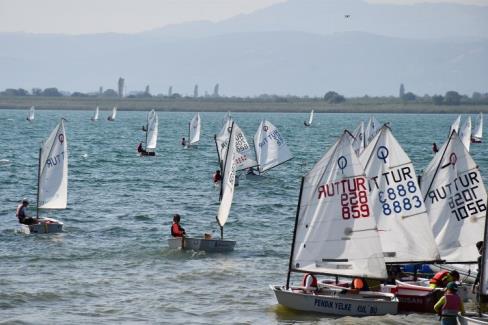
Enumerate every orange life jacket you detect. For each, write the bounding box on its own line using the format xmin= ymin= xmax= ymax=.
xmin=430 ymin=271 xmax=449 ymax=286
xmin=171 ymin=223 xmax=184 ymax=237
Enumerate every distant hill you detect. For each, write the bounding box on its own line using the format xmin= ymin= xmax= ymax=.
xmin=0 ymin=0 xmax=487 ymax=96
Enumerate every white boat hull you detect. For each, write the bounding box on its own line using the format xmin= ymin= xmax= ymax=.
xmin=19 ymin=218 xmax=64 ymax=234
xmin=271 ymin=285 xmax=398 ymax=316
xmin=167 ymin=237 xmax=236 ymax=252
xmin=458 ymin=313 xmax=488 ymax=325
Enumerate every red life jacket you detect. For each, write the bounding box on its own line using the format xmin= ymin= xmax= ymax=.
xmin=302 ymin=273 xmax=318 ymax=288
xmin=430 ymin=271 xmax=449 ymax=286
xmin=442 ymin=293 xmax=461 ymax=316
xmin=171 ymin=223 xmax=184 ymax=237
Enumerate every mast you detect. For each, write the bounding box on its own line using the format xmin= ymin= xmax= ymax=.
xmin=188 ymin=122 xmax=191 ymax=148
xmin=478 ymin=201 xmax=488 ymax=316
xmin=286 ymin=177 xmax=305 ymax=289
xmin=214 ymin=134 xmax=222 ymax=170
xmin=36 ymin=147 xmax=41 ymax=219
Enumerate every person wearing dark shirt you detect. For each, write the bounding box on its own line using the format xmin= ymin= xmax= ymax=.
xmin=213 ymin=170 xmax=222 ymax=183
xmin=16 ymin=199 xmax=37 ymax=225
xmin=473 ymin=241 xmax=483 ymax=294
xmin=432 ymin=143 xmax=439 ymax=153
xmin=171 ymin=214 xmax=186 ymax=237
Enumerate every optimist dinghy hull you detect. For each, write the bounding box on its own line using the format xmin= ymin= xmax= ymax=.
xmin=271 ymin=285 xmax=398 ymax=316
xmin=19 ymin=218 xmax=64 ymax=234
xmin=167 ymin=237 xmax=235 ymax=252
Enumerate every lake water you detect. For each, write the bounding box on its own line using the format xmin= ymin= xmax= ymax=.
xmin=0 ymin=109 xmax=486 ymax=324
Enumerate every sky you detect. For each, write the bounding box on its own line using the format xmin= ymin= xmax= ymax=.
xmin=0 ymin=0 xmax=487 ymax=34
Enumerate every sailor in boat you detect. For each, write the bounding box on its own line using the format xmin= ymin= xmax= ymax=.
xmin=246 ymin=167 xmax=257 ymax=175
xmin=171 ymin=214 xmax=186 ymax=237
xmin=472 ymin=241 xmax=483 ymax=294
xmin=16 ymin=198 xmax=38 ymax=225
xmin=434 ymin=282 xmax=465 ymax=325
xmin=181 ymin=137 xmax=186 ymax=147
xmin=142 ymin=125 xmax=147 ymax=132
xmin=429 ymin=270 xmax=460 ymax=289
xmin=350 ymin=277 xmax=381 ymax=293
xmin=137 ymin=142 xmax=147 ymax=155
xmin=212 ymin=170 xmax=222 ymax=184
xmin=432 ymin=142 xmax=439 ymax=153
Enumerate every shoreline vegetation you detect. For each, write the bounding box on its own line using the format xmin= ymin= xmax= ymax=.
xmin=1 ymin=96 xmax=487 ymax=113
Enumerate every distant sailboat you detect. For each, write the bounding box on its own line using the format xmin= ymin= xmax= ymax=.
xmin=26 ymin=106 xmax=35 ymax=121
xmin=168 ymin=122 xmax=237 ymax=252
xmin=449 ymin=115 xmax=461 ymax=136
xmin=107 ymin=107 xmax=117 ymax=121
xmin=252 ymin=120 xmax=293 ymax=175
xmin=459 ymin=115 xmax=472 ymax=151
xmin=271 ymin=130 xmax=398 ymax=316
xmin=304 ymin=110 xmax=314 ymax=127
xmin=365 ymin=116 xmax=381 ymax=145
xmin=139 ymin=109 xmax=158 ymax=156
xmin=91 ymin=107 xmax=99 ymax=121
xmin=471 ymin=112 xmax=483 ymax=143
xmin=187 ymin=113 xmax=201 ymax=148
xmin=20 ymin=119 xmax=67 ymax=234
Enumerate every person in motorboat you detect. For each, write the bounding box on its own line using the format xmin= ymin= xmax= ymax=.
xmin=213 ymin=170 xmax=222 ymax=184
xmin=434 ymin=282 xmax=465 ymax=325
xmin=429 ymin=270 xmax=460 ymax=289
xmin=137 ymin=142 xmax=146 ymax=154
xmin=16 ymin=198 xmax=38 ymax=225
xmin=473 ymin=241 xmax=483 ymax=294
xmin=301 ymin=273 xmax=318 ymax=294
xmin=171 ymin=214 xmax=186 ymax=237
xmin=432 ymin=142 xmax=439 ymax=153
xmin=181 ymin=137 xmax=186 ymax=147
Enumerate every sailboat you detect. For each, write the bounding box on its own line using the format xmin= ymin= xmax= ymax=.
xmin=91 ymin=107 xmax=99 ymax=121
xmin=450 ymin=115 xmax=461 ymax=136
xmin=460 ymin=116 xmax=472 ymax=152
xmin=107 ymin=106 xmax=117 ymax=121
xmin=271 ymin=130 xmax=398 ymax=316
xmin=20 ymin=119 xmax=67 ymax=234
xmin=304 ymin=110 xmax=314 ymax=127
xmin=214 ymin=118 xmax=257 ymax=172
xmin=394 ymin=130 xmax=487 ymax=312
xmin=168 ymin=122 xmax=237 ymax=252
xmin=358 ymin=125 xmax=443 ymax=313
xmin=252 ymin=120 xmax=293 ymax=176
xmin=26 ymin=106 xmax=35 ymax=121
xmin=352 ymin=121 xmax=366 ymax=156
xmin=365 ymin=116 xmax=381 ymax=145
xmin=139 ymin=109 xmax=158 ymax=156
xmin=186 ymin=112 xmax=201 ymax=148
xmin=472 ymin=113 xmax=483 ymax=143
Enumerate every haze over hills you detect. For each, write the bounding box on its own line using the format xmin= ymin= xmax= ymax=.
xmin=0 ymin=0 xmax=487 ymax=97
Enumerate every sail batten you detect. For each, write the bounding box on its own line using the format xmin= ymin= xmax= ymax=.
xmin=291 ymin=131 xmax=387 ymax=279
xmin=38 ymin=120 xmax=68 ymax=209
xmin=146 ymin=109 xmax=158 ymax=150
xmin=359 ymin=126 xmax=440 ymax=264
xmin=254 ymin=120 xmax=293 ymax=173
xmin=421 ymin=131 xmax=487 ymax=263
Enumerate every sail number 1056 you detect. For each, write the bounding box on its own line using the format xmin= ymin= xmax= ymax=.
xmin=341 ymin=191 xmax=370 ymax=219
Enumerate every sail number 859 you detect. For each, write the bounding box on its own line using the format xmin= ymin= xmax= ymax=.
xmin=341 ymin=191 xmax=370 ymax=219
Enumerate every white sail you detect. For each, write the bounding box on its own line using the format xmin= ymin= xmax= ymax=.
xmin=292 ymin=131 xmax=387 ymax=279
xmin=459 ymin=116 xmax=472 ymax=151
xmin=472 ymin=113 xmax=483 ymax=142
xmin=108 ymin=107 xmax=117 ymax=121
xmin=27 ymin=106 xmax=35 ymax=121
xmin=352 ymin=121 xmax=365 ymax=156
xmin=38 ymin=119 xmax=68 ymax=209
xmin=216 ymin=117 xmax=233 ymax=164
xmin=359 ymin=126 xmax=440 ymax=263
xmin=365 ymin=116 xmax=381 ymax=146
xmin=421 ymin=131 xmax=487 ymax=263
xmin=222 ymin=111 xmax=231 ymax=126
xmin=308 ymin=110 xmax=314 ymax=125
xmin=450 ymin=115 xmax=461 ymax=135
xmin=146 ymin=109 xmax=158 ymax=150
xmin=254 ymin=120 xmax=293 ymax=173
xmin=189 ymin=113 xmax=201 ymax=145
xmin=91 ymin=107 xmax=99 ymax=121
xmin=217 ymin=122 xmax=237 ymax=228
